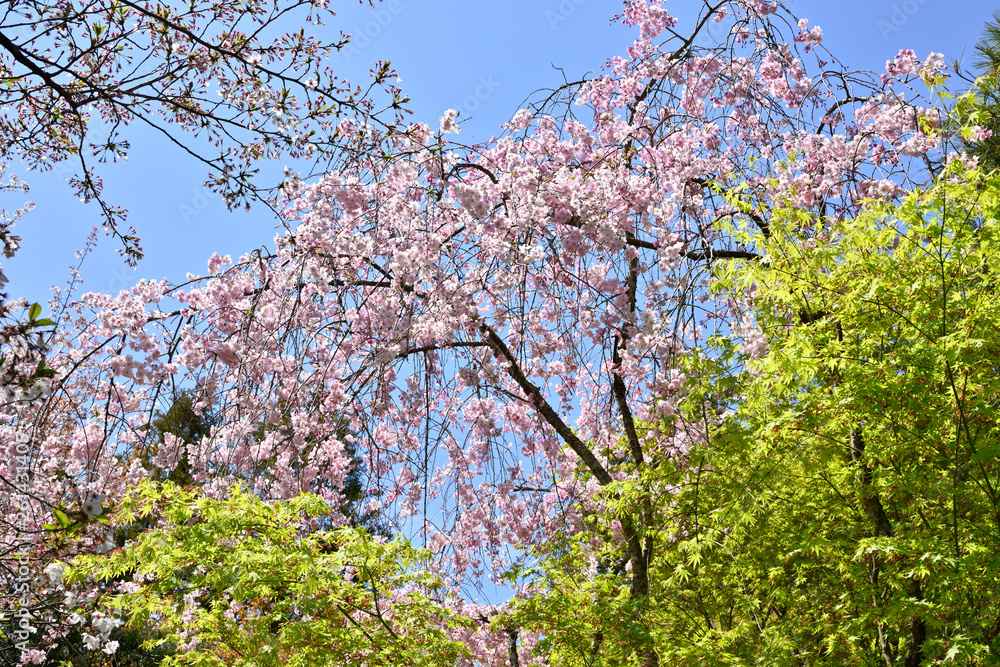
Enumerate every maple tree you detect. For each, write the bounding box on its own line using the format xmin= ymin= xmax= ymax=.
xmin=65 ymin=482 xmax=469 ymax=667
xmin=502 ymin=163 xmax=1000 ymax=665
xmin=708 ymin=164 xmax=1000 ymax=664
xmin=1 ymin=0 xmax=981 ymax=665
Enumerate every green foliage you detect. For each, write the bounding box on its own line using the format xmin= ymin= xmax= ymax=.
xmin=36 ymin=395 xmax=394 ymax=667
xmin=507 ymin=167 xmax=1000 ymax=665
xmin=64 ymin=481 xmax=470 ymax=667
xmin=693 ymin=166 xmax=1000 ymax=663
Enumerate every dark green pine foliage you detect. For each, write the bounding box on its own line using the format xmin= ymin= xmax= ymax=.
xmin=145 ymin=391 xmax=212 ymax=488
xmin=139 ymin=392 xmax=392 ymax=537
xmin=960 ymin=10 xmax=1000 ymax=172
xmin=334 ymin=434 xmax=394 ymax=540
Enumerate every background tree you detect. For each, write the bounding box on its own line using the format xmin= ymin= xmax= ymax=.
xmin=336 ymin=431 xmax=394 ymax=540
xmin=952 ymin=10 xmax=1000 ymax=172
xmin=140 ymin=391 xmax=212 ymax=488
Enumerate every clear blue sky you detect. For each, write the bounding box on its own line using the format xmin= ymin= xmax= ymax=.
xmin=4 ymin=0 xmax=997 ymax=304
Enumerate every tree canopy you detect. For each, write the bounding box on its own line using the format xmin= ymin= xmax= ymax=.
xmin=3 ymin=1 xmax=997 ymax=666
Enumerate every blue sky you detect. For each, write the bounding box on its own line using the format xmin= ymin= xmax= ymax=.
xmin=4 ymin=0 xmax=998 ymax=305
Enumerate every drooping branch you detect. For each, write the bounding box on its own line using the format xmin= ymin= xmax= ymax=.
xmin=478 ymin=322 xmax=613 ymax=486
xmin=681 ymin=249 xmax=760 ymax=261
xmin=560 ymin=216 xmax=760 ymax=260
xmin=614 ymin=235 xmax=645 ymax=468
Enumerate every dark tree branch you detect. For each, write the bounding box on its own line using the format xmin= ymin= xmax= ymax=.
xmin=851 ymin=427 xmax=926 ymax=667
xmin=0 ymin=31 xmax=80 ymax=111
xmin=479 ymin=322 xmax=613 ymax=486
xmin=506 ymin=626 xmax=519 ymax=667
xmin=681 ymin=249 xmax=760 ymax=261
